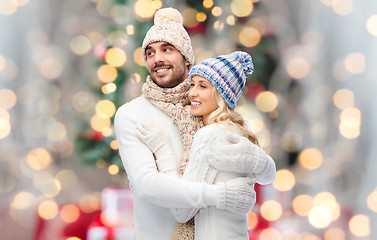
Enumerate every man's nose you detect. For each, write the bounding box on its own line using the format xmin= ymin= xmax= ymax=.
xmin=154 ymin=50 xmax=164 ymax=63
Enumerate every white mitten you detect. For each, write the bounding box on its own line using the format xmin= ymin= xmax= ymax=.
xmin=216 ymin=177 xmax=256 ymax=215
xmin=207 ymin=132 xmax=269 ymax=174
xmin=135 ymin=121 xmax=177 ymax=175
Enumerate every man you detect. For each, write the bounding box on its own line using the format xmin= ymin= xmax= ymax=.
xmin=114 ymin=8 xmax=256 ymax=239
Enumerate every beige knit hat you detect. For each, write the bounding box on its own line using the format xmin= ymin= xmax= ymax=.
xmin=141 ymin=8 xmax=194 ymax=66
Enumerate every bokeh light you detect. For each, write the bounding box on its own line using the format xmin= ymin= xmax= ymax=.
xmin=110 ymin=140 xmax=118 ymax=150
xmin=105 ymin=47 xmax=127 ymax=67
xmin=259 ymin=228 xmax=281 ymax=240
xmin=292 ymin=194 xmax=313 ymax=216
xmin=134 ymin=0 xmax=157 ymax=20
xmin=26 ymin=148 xmax=52 ymax=170
xmin=273 ymin=169 xmax=295 ymax=191
xmin=79 ymin=193 xmax=101 ymax=213
xmin=308 ymin=206 xmax=332 ymax=229
xmin=333 ymin=88 xmax=354 ymax=109
xmin=56 ymin=169 xmax=78 ymax=192
xmin=133 ymin=47 xmax=144 ymax=66
xmin=349 ymin=214 xmax=370 ymax=237
xmin=90 ymin=114 xmax=111 ymax=132
xmin=70 ymin=35 xmax=92 ymax=55
xmin=231 ymin=0 xmax=254 ymax=17
xmin=95 ymin=99 xmax=116 ymax=118
xmin=108 ymin=164 xmax=120 ymax=175
xmin=203 ymin=0 xmax=213 ymax=9
xmin=286 ymin=57 xmax=310 ymax=79
xmin=0 ymin=0 xmax=18 ymax=15
xmin=182 ymin=8 xmax=199 ymax=28
xmin=97 ymin=64 xmax=118 ymax=83
xmin=196 ymin=12 xmax=207 ymax=22
xmin=40 ymin=58 xmax=64 ymax=79
xmin=255 ymin=91 xmax=278 ymax=112
xmin=332 ymin=0 xmax=353 ymax=15
xmin=324 ymin=228 xmax=345 ymax=240
xmin=239 ymin=27 xmax=261 ymax=47
xmin=366 ymin=15 xmax=377 ymax=37
xmin=367 ymin=189 xmax=377 ymax=212
xmin=38 ymin=200 xmax=59 ymax=220
xmin=247 ymin=211 xmax=258 ymax=230
xmin=344 ymin=52 xmax=365 ymax=74
xmin=60 ymin=204 xmax=80 ymax=223
xmin=260 ymin=200 xmax=283 ymax=221
xmin=11 ymin=192 xmax=36 ymax=210
xmin=211 ymin=6 xmax=223 ymax=17
xmin=102 ymin=83 xmax=117 ymax=94
xmin=0 ymin=88 xmax=17 ymax=109
xmin=298 ymin=148 xmax=323 ymax=170
xmin=339 ymin=107 xmax=361 ymax=139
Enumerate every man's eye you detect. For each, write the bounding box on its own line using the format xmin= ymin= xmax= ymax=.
xmin=164 ymin=48 xmax=172 ymax=52
xmin=146 ymin=51 xmax=154 ymax=56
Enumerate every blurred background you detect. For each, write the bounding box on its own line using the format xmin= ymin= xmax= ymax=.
xmin=1 ymin=0 xmax=377 ymax=239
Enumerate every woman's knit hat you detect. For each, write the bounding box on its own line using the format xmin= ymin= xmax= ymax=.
xmin=188 ymin=51 xmax=254 ymax=109
xmin=141 ymin=8 xmax=194 ymax=66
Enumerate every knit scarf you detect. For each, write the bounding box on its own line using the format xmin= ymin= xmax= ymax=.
xmin=142 ymin=76 xmax=204 ymax=175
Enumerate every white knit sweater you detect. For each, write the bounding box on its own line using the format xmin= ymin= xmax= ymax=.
xmin=170 ymin=124 xmax=276 ymax=240
xmin=114 ymin=96 xmax=219 ymax=240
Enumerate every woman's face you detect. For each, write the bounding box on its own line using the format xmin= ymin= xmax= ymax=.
xmin=189 ymin=75 xmax=219 ymax=125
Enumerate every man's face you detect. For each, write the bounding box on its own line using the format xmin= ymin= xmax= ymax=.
xmin=145 ymin=42 xmax=190 ymax=88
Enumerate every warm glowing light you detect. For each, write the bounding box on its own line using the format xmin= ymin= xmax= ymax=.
xmin=101 ymin=127 xmax=112 ymax=137
xmin=97 ymin=64 xmax=118 ymax=83
xmin=102 ymin=83 xmax=117 ymax=94
xmin=72 ymin=91 xmax=95 ymax=113
xmin=196 ymin=12 xmax=207 ymax=22
xmin=48 ymin=122 xmax=67 ymax=141
xmin=0 ymin=108 xmax=10 ymax=121
xmin=239 ymin=27 xmax=261 ymax=47
xmin=0 ymin=118 xmax=11 ymax=139
xmin=0 ymin=55 xmax=5 ymax=71
xmin=108 ymin=164 xmax=120 ymax=175
xmin=70 ymin=35 xmax=91 ymax=55
xmin=60 ymin=204 xmax=80 ymax=223
xmin=324 ymin=228 xmax=345 ymax=240
xmin=292 ymin=194 xmax=313 ymax=216
xmin=320 ymin=0 xmax=332 ymax=6
xmin=286 ymin=57 xmax=310 ymax=79
xmin=259 ymin=228 xmax=282 ymax=240
xmin=105 ymin=47 xmax=127 ymax=67
xmin=367 ymin=190 xmax=377 ymax=212
xmin=182 ymin=8 xmax=199 ymax=28
xmin=134 ymin=0 xmax=156 ymax=20
xmin=332 ymin=0 xmax=353 ymax=15
xmin=126 ymin=25 xmax=134 ymax=35
xmin=308 ymin=206 xmax=332 ymax=229
xmin=40 ymin=58 xmax=64 ymax=79
xmin=133 ymin=47 xmax=144 ymax=66
xmin=226 ymin=15 xmax=236 ymax=25
xmin=333 ymin=88 xmax=354 ymax=109
xmin=339 ymin=107 xmax=361 ymax=139
xmin=110 ymin=140 xmax=118 ymax=150
xmin=313 ymin=192 xmax=336 ymax=206
xmin=260 ymin=200 xmax=282 ymax=221
xmin=95 ymin=99 xmax=116 ymax=118
xmin=27 ymin=148 xmax=52 ymax=170
xmin=255 ymin=91 xmax=278 ymax=112
xmin=0 ymin=0 xmax=18 ymax=15
xmin=90 ymin=114 xmax=111 ymax=132
xmin=96 ymin=0 xmax=112 ymax=17
xmin=366 ymin=15 xmax=377 ymax=37
xmin=38 ymin=200 xmax=59 ymax=220
xmin=203 ymin=0 xmax=213 ymax=8
xmin=96 ymin=159 xmax=106 ymax=169
xmin=11 ymin=192 xmax=35 ymax=210
xmin=273 ymin=169 xmax=295 ymax=191
xmin=213 ymin=20 xmax=224 ymax=30
xmin=298 ymin=148 xmax=323 ymax=170
xmin=247 ymin=211 xmax=258 ymax=229
xmin=349 ymin=214 xmax=370 ymax=237
xmin=231 ymin=0 xmax=254 ymax=17
xmin=17 ymin=0 xmax=30 ymax=6
xmin=0 ymin=88 xmax=17 ymax=109
xmin=344 ymin=52 xmax=365 ymax=74
xmin=211 ymin=6 xmax=222 ymax=17
xmin=67 ymin=237 xmax=81 ymax=240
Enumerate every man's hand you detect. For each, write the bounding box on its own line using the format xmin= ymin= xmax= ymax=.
xmin=216 ymin=177 xmax=256 ymax=215
xmin=135 ymin=121 xmax=174 ymax=159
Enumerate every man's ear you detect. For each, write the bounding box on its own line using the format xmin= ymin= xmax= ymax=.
xmin=186 ymin=61 xmax=191 ymax=70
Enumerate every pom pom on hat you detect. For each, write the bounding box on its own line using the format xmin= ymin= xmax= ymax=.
xmin=141 ymin=8 xmax=194 ymax=66
xmin=154 ymin=7 xmax=183 ymax=24
xmin=188 ymin=51 xmax=254 ymax=109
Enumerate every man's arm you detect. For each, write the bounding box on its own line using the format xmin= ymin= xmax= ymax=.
xmin=114 ymin=104 xmax=217 ymax=209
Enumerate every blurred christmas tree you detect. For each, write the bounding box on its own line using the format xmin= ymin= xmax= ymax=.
xmin=74 ymin=0 xmax=279 ymax=171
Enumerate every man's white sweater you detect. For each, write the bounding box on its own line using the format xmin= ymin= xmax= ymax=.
xmin=114 ymin=96 xmax=218 ymax=240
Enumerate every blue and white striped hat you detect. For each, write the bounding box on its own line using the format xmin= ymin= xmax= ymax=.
xmin=188 ymin=51 xmax=254 ymax=109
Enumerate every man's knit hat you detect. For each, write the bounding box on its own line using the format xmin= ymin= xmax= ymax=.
xmin=188 ymin=51 xmax=254 ymax=109
xmin=141 ymin=8 xmax=194 ymax=66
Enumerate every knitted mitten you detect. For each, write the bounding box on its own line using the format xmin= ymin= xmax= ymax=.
xmin=216 ymin=177 xmax=256 ymax=215
xmin=171 ymin=222 xmax=194 ymax=240
xmin=207 ymin=132 xmax=269 ymax=174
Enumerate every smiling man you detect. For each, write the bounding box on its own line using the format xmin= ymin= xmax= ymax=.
xmin=114 ymin=8 xmax=257 ymax=240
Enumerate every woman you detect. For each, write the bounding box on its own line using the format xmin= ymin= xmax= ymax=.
xmin=136 ymin=51 xmax=276 ymax=239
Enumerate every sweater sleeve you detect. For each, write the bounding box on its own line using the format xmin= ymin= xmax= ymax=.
xmin=114 ymin=103 xmax=217 ymax=209
xmin=169 ymin=127 xmax=219 ymax=223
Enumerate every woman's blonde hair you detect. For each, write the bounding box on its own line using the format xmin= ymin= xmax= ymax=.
xmin=207 ymin=88 xmax=259 ymax=145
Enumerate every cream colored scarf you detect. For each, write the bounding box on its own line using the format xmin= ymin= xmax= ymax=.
xmin=142 ymin=76 xmax=204 ymax=175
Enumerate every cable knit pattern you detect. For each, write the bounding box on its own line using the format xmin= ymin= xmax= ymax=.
xmin=142 ymin=76 xmax=204 ymax=175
